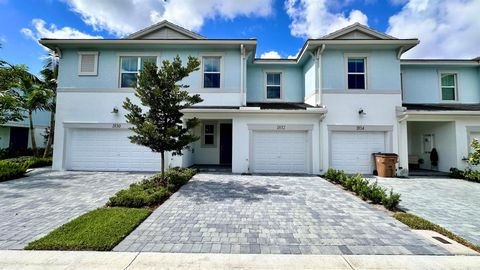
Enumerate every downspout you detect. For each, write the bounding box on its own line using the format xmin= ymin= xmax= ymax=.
xmin=316 ymin=44 xmax=326 ymax=106
xmin=240 ymin=44 xmax=246 ymax=106
xmin=318 ymin=113 xmax=327 ymax=173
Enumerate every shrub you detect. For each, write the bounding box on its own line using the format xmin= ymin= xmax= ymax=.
xmin=382 ymin=189 xmax=401 ymax=210
xmin=464 ymin=170 xmax=480 ymax=183
xmin=107 ymin=167 xmax=196 ymax=208
xmin=0 ymin=161 xmax=27 ymax=182
xmin=449 ymin=167 xmax=465 ymax=179
xmin=3 ymin=156 xmax=52 ymax=169
xmin=323 ymin=168 xmax=401 ymax=210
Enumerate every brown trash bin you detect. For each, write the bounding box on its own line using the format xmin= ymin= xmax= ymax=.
xmin=373 ymin=153 xmax=398 ymax=177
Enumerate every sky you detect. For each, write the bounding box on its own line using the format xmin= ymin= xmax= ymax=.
xmin=0 ymin=0 xmax=479 ymax=75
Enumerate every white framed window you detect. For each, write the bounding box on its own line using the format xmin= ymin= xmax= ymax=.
xmin=119 ymin=55 xmax=157 ymax=88
xmin=265 ymin=72 xmax=282 ymax=99
xmin=78 ymin=51 xmax=98 ymax=76
xmin=440 ymin=73 xmax=457 ymax=101
xmin=202 ymin=123 xmax=216 ymax=147
xmin=202 ymin=56 xmax=222 ymax=88
xmin=347 ymin=57 xmax=367 ymax=89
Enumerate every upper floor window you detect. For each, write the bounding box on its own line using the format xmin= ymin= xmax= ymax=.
xmin=78 ymin=52 xmax=98 ymax=76
xmin=440 ymin=73 xmax=457 ymax=101
xmin=266 ymin=72 xmax=282 ymax=99
xmin=202 ymin=56 xmax=221 ymax=88
xmin=347 ymin=58 xmax=366 ymax=89
xmin=120 ymin=56 xmax=157 ymax=88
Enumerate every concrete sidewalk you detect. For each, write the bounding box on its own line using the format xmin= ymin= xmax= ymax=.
xmin=0 ymin=251 xmax=479 ymax=270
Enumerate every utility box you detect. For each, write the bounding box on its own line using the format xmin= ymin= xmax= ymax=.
xmin=373 ymin=153 xmax=398 ymax=177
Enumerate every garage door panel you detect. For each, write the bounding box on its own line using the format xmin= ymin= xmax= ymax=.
xmin=68 ymin=129 xmax=160 ymax=171
xmin=331 ymin=131 xmax=386 ymax=174
xmin=252 ymin=131 xmax=308 ymax=173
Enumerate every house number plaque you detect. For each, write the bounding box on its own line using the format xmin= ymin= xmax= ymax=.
xmin=356 ymin=125 xmax=365 ymax=131
xmin=112 ymin=123 xmax=122 ymax=128
xmin=277 ymin=125 xmax=286 ymax=130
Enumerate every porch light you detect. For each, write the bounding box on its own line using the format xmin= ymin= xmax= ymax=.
xmin=358 ymin=108 xmax=366 ymax=116
xmin=111 ymin=106 xmax=119 ymax=114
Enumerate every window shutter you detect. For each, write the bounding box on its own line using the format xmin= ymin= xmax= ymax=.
xmin=78 ymin=52 xmax=98 ymax=75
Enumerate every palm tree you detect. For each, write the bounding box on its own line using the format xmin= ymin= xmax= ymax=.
xmin=0 ymin=44 xmax=24 ymax=124
xmin=40 ymin=52 xmax=58 ymax=157
xmin=15 ymin=66 xmax=51 ymax=157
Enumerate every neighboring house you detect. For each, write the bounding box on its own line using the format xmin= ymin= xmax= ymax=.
xmin=39 ymin=21 xmax=480 ymax=175
xmin=0 ymin=111 xmax=50 ymax=151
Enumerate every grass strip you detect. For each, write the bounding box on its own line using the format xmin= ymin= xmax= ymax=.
xmin=26 ymin=207 xmax=151 ymax=251
xmin=393 ymin=212 xmax=480 ymax=253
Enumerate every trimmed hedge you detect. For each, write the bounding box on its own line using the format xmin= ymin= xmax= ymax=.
xmin=0 ymin=161 xmax=28 ymax=182
xmin=324 ymin=168 xmax=401 ymax=210
xmin=449 ymin=168 xmax=480 ymax=183
xmin=4 ymin=156 xmax=52 ymax=169
xmin=107 ymin=167 xmax=197 ymax=208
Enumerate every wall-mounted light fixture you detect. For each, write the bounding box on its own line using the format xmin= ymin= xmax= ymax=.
xmin=358 ymin=108 xmax=366 ymax=116
xmin=111 ymin=106 xmax=119 ymax=114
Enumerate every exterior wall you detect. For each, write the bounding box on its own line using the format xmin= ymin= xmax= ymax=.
xmin=407 ymin=121 xmax=456 ymax=172
xmin=246 ymin=64 xmax=304 ymax=103
xmin=190 ymin=119 xmax=231 ymax=165
xmin=321 ymin=93 xmax=403 ymax=173
xmin=401 ymin=65 xmax=480 ymax=104
xmin=303 ymin=57 xmax=315 ymax=103
xmin=58 ymin=48 xmax=242 ymax=107
xmin=0 ymin=127 xmax=10 ymax=149
xmin=322 ymin=49 xmax=401 ymax=92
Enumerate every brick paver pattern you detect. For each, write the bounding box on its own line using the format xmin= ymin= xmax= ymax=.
xmin=373 ymin=176 xmax=480 ymax=246
xmin=114 ymin=173 xmax=449 ymax=255
xmin=0 ymin=168 xmax=150 ymax=249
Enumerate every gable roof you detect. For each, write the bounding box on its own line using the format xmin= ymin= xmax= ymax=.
xmin=320 ymin=22 xmax=398 ymax=40
xmin=126 ymin=20 xmax=206 ymax=40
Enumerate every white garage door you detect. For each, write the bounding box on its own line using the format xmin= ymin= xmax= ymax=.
xmin=252 ymin=130 xmax=308 ymax=173
xmin=331 ymin=131 xmax=386 ymax=174
xmin=68 ymin=129 xmax=161 ymax=171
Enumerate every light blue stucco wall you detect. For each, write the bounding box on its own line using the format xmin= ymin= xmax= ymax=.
xmin=401 ymin=65 xmax=480 ymax=103
xmin=303 ymin=57 xmax=315 ymax=99
xmin=58 ymin=48 xmax=241 ymax=90
xmin=322 ymin=49 xmax=401 ymax=91
xmin=246 ymin=64 xmax=304 ymax=102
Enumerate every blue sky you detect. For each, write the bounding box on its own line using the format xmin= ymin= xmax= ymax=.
xmin=1 ymin=0 xmax=479 ymax=75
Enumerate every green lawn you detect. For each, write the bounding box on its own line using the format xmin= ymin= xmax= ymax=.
xmin=394 ymin=212 xmax=480 ymax=253
xmin=26 ymin=207 xmax=151 ymax=251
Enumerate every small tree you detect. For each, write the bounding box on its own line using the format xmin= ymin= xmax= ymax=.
xmin=468 ymin=138 xmax=480 ymax=166
xmin=123 ymin=56 xmax=203 ymax=182
xmin=0 ymin=46 xmax=24 ymax=124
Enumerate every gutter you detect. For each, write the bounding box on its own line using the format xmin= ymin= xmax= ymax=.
xmin=182 ymin=107 xmax=327 ymax=114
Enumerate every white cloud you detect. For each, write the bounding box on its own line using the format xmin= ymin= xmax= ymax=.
xmin=62 ymin=0 xmax=274 ymax=37
xmin=285 ymin=0 xmax=368 ymax=39
xmin=21 ymin=19 xmax=102 ymax=41
xmin=260 ymin=51 xmax=282 ymax=59
xmin=387 ymin=0 xmax=480 ymax=58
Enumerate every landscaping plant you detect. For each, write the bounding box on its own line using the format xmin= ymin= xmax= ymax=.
xmin=323 ymin=168 xmax=401 ymax=210
xmin=0 ymin=161 xmax=27 ymax=182
xmin=123 ymin=56 xmax=203 ymax=183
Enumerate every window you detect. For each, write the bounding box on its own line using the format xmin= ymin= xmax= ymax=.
xmin=203 ymin=123 xmax=215 ymax=146
xmin=78 ymin=52 xmax=98 ymax=76
xmin=440 ymin=73 xmax=457 ymax=101
xmin=203 ymin=56 xmax=221 ymax=88
xmin=347 ymin=58 xmax=366 ymax=89
xmin=266 ymin=72 xmax=281 ymax=99
xmin=120 ymin=56 xmax=157 ymax=88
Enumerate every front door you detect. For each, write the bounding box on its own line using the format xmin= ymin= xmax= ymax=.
xmin=9 ymin=127 xmax=29 ymax=149
xmin=219 ymin=123 xmax=232 ymax=164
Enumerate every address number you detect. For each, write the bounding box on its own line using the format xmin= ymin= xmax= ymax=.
xmin=112 ymin=123 xmax=122 ymax=128
xmin=277 ymin=125 xmax=286 ymax=130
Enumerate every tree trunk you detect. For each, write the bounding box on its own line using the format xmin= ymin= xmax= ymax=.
xmin=28 ymin=110 xmax=38 ymax=157
xmin=43 ymin=111 xmax=55 ymax=158
xmin=160 ymin=151 xmax=165 ymax=184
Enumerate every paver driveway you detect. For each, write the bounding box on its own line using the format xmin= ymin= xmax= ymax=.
xmin=115 ymin=173 xmax=448 ymax=255
xmin=0 ymin=168 xmax=151 ymax=249
xmin=374 ymin=176 xmax=480 ymax=246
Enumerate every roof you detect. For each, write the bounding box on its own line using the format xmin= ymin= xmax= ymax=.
xmin=320 ymin=23 xmax=398 ymax=40
xmin=404 ymin=103 xmax=480 ymax=111
xmin=246 ymin=102 xmax=314 ymax=110
xmin=126 ymin=20 xmax=206 ymax=40
xmin=401 ymin=59 xmax=480 ymax=66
